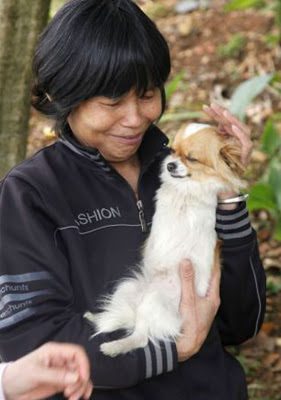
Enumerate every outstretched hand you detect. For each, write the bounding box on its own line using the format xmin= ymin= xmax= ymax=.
xmin=176 ymin=260 xmax=221 ymax=362
xmin=2 ymin=342 xmax=93 ymax=400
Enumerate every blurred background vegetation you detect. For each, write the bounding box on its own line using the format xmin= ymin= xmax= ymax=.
xmin=0 ymin=0 xmax=281 ymax=398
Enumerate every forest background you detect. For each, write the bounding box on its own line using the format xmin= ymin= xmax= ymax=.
xmin=0 ymin=0 xmax=281 ymax=398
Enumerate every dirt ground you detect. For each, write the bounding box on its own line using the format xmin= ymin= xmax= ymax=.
xmin=28 ymin=1 xmax=281 ymax=398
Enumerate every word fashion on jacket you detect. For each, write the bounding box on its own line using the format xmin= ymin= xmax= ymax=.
xmin=85 ymin=123 xmax=246 ymax=357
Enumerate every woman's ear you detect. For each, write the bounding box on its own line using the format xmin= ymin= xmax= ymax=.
xmin=220 ymin=139 xmax=246 ymax=176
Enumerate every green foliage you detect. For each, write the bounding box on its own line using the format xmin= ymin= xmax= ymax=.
xmin=235 ymin=354 xmax=261 ymax=377
xmin=50 ymin=0 xmax=66 ymax=18
xmin=262 ymin=120 xmax=280 ymax=157
xmin=276 ymin=0 xmax=281 ymax=44
xmin=263 ymin=33 xmax=280 ymax=47
xmin=145 ymin=3 xmax=170 ymax=18
xmin=247 ymin=120 xmax=281 ymax=240
xmin=165 ymin=71 xmax=185 ymax=101
xmin=224 ymin=0 xmax=264 ymax=11
xmin=217 ymin=34 xmax=246 ymax=58
xmin=224 ymin=0 xmax=281 ymax=45
xmin=160 ymin=111 xmax=204 ymax=123
xmin=229 ymin=74 xmax=273 ymax=121
xmin=266 ymin=276 xmax=281 ymax=295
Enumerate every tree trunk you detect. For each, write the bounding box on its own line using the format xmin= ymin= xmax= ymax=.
xmin=0 ymin=0 xmax=51 ymax=178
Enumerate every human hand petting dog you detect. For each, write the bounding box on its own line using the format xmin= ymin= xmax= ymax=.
xmin=176 ymin=260 xmax=221 ymax=362
xmin=203 ymin=103 xmax=253 ymax=210
xmin=2 ymin=342 xmax=93 ymax=400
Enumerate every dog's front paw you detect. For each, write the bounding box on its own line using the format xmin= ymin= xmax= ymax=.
xmin=100 ymin=341 xmax=122 ymax=357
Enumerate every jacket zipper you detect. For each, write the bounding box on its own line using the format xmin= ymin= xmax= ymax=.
xmin=136 ymin=199 xmax=147 ymax=233
xmin=111 ymin=171 xmax=148 ymax=234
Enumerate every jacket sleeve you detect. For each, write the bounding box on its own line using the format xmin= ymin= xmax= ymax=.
xmin=215 ymin=202 xmax=266 ymax=345
xmin=0 ymin=176 xmax=177 ymax=390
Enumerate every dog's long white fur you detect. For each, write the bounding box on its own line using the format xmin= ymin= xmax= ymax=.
xmin=86 ymin=125 xmax=242 ymax=357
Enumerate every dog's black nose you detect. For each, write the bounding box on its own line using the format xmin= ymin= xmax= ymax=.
xmin=167 ymin=162 xmax=177 ymax=172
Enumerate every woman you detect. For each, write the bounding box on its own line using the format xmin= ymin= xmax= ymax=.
xmin=0 ymin=0 xmax=265 ymax=399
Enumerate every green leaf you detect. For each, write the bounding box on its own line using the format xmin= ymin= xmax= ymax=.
xmin=224 ymin=0 xmax=264 ymax=11
xmin=261 ymin=120 xmax=281 ymax=156
xmin=160 ymin=111 xmax=204 ymax=123
xmin=247 ymin=183 xmax=277 ymax=211
xmin=274 ymin=214 xmax=281 ymax=241
xmin=165 ymin=71 xmax=185 ymax=101
xmin=217 ymin=34 xmax=245 ymax=58
xmin=268 ymin=162 xmax=281 ymax=209
xmin=229 ymin=74 xmax=274 ymax=120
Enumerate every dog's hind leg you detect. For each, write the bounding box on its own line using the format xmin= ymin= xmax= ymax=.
xmin=100 ymin=292 xmax=152 ymax=357
xmin=100 ymin=322 xmax=149 ymax=357
xmin=87 ymin=278 xmax=141 ymax=335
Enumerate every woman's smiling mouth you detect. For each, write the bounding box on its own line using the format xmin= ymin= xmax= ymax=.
xmin=110 ymin=133 xmax=143 ymax=145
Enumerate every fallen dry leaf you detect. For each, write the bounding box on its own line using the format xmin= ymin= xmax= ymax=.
xmin=263 ymin=353 xmax=280 ymax=368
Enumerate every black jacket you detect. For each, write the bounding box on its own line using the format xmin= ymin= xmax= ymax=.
xmin=0 ymin=125 xmax=266 ymax=399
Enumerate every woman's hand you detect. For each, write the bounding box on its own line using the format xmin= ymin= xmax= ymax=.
xmin=2 ymin=342 xmax=93 ymax=400
xmin=202 ymin=103 xmax=253 ymax=209
xmin=202 ymin=103 xmax=253 ymax=167
xmin=176 ymin=260 xmax=221 ymax=362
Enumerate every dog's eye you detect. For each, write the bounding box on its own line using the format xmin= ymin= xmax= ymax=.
xmin=186 ymin=155 xmax=198 ymax=162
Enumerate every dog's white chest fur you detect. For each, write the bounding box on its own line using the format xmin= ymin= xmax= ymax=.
xmin=143 ymin=184 xmax=217 ymax=292
xmin=86 ymin=174 xmax=219 ymax=357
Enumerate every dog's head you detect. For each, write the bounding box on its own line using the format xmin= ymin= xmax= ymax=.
xmin=161 ymin=123 xmax=245 ymax=194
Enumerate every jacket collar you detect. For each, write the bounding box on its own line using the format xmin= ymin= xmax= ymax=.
xmin=59 ymin=124 xmax=169 ymax=173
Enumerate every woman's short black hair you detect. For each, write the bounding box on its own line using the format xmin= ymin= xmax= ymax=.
xmin=32 ymin=0 xmax=171 ymax=135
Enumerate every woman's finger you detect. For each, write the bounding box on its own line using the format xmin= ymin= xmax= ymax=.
xmin=204 ymin=103 xmax=251 ymax=139
xmin=207 ymin=266 xmax=221 ymax=299
xmin=203 ymin=105 xmax=233 ymax=136
xmin=67 ymin=381 xmax=91 ymax=400
xmin=179 ymin=260 xmax=195 ymax=308
xmin=222 ymin=109 xmax=251 ymax=137
xmin=231 ymin=125 xmax=253 ymax=164
xmin=210 ymin=103 xmax=251 ymax=136
xmin=83 ymin=381 xmax=94 ymax=399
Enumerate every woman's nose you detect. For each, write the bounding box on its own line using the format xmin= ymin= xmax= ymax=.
xmin=121 ymin=101 xmax=143 ymax=128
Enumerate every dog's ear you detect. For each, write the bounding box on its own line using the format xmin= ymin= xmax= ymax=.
xmin=220 ymin=139 xmax=245 ymax=176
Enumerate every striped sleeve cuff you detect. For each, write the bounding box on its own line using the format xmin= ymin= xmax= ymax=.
xmin=141 ymin=340 xmax=178 ymax=380
xmin=216 ymin=202 xmax=253 ymax=242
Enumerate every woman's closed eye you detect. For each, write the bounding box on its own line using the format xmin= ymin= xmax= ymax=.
xmin=140 ymin=90 xmax=156 ymax=101
xmin=99 ymin=100 xmax=121 ymax=108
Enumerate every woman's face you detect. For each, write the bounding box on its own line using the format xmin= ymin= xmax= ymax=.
xmin=67 ymin=88 xmax=162 ymax=163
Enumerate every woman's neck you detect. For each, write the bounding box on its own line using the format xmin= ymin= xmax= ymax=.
xmin=110 ymin=155 xmax=141 ymax=195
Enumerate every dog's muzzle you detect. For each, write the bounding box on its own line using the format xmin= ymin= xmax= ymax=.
xmin=167 ymin=161 xmax=191 ymax=178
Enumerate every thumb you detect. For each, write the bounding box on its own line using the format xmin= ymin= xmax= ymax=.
xmin=179 ymin=259 xmax=195 ymax=307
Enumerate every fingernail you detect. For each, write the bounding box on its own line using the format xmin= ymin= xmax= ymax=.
xmin=65 ymin=372 xmax=79 ymax=384
xmin=181 ymin=259 xmax=191 ymax=268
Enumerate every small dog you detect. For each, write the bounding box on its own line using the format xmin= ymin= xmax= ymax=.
xmin=85 ymin=123 xmax=245 ymax=357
